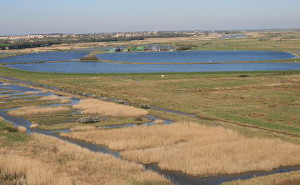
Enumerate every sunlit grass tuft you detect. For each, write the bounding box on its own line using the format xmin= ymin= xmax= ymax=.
xmin=8 ymin=106 xmax=70 ymax=116
xmin=0 ymin=155 xmax=72 ymax=185
xmin=17 ymin=126 xmax=27 ymax=133
xmin=1 ymin=82 xmax=11 ymax=86
xmin=40 ymin=95 xmax=71 ymax=103
xmin=24 ymin=91 xmax=43 ymax=95
xmin=73 ymin=98 xmax=148 ymax=117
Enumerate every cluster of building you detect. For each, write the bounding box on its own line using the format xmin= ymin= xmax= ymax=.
xmin=111 ymin=31 xmax=159 ymax=38
xmin=0 ymin=34 xmax=77 ymax=41
xmin=0 ymin=31 xmax=168 ymax=41
xmin=108 ymin=45 xmax=173 ymax=53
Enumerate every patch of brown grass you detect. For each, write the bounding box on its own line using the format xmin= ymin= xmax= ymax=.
xmin=8 ymin=106 xmax=70 ymax=116
xmin=2 ymin=134 xmax=171 ymax=185
xmin=0 ymin=95 xmax=9 ymax=98
xmin=222 ymin=170 xmax=300 ymax=185
xmin=40 ymin=95 xmax=71 ymax=103
xmin=71 ymin=125 xmax=97 ymax=132
xmin=24 ymin=91 xmax=42 ymax=95
xmin=30 ymin=123 xmax=39 ymax=129
xmin=17 ymin=126 xmax=27 ymax=133
xmin=62 ymin=123 xmax=241 ymax=151
xmin=276 ymin=178 xmax=300 ymax=185
xmin=73 ymin=98 xmax=148 ymax=117
xmin=1 ymin=82 xmax=10 ymax=86
xmin=154 ymin=119 xmax=164 ymax=124
xmin=0 ymin=155 xmax=72 ymax=185
xmin=62 ymin=122 xmax=300 ymax=177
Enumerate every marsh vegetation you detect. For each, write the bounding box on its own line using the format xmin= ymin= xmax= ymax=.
xmin=8 ymin=106 xmax=71 ymax=116
xmin=1 ymin=31 xmax=300 ymax=185
xmin=0 ymin=118 xmax=170 ymax=185
xmin=61 ymin=122 xmax=300 ymax=177
xmin=73 ymin=99 xmax=148 ymax=118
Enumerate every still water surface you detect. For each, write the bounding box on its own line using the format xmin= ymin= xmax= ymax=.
xmin=8 ymin=61 xmax=300 ymax=73
xmin=0 ymin=51 xmax=88 ymax=64
xmin=97 ymin=51 xmax=297 ymax=63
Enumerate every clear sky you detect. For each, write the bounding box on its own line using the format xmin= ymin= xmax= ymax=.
xmin=1 ymin=0 xmax=300 ymax=35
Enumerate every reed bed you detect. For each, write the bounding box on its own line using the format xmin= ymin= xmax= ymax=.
xmin=223 ymin=170 xmax=300 ymax=185
xmin=24 ymin=91 xmax=43 ymax=95
xmin=40 ymin=95 xmax=71 ymax=103
xmin=154 ymin=119 xmax=164 ymax=124
xmin=71 ymin=125 xmax=97 ymax=132
xmin=8 ymin=106 xmax=70 ymax=116
xmin=62 ymin=122 xmax=241 ymax=151
xmin=73 ymin=98 xmax=148 ymax=117
xmin=0 ymin=155 xmax=72 ymax=185
xmin=1 ymin=82 xmax=10 ymax=86
xmin=0 ymin=95 xmax=9 ymax=98
xmin=30 ymin=123 xmax=39 ymax=129
xmin=17 ymin=126 xmax=27 ymax=133
xmin=62 ymin=122 xmax=300 ymax=177
xmin=19 ymin=134 xmax=170 ymax=185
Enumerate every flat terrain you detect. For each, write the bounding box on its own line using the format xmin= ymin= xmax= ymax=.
xmin=0 ymin=118 xmax=171 ymax=185
xmin=2 ymin=67 xmax=300 ymax=136
xmin=0 ymin=83 xmax=152 ymax=131
xmin=61 ymin=122 xmax=300 ymax=177
xmin=1 ymin=31 xmax=300 ymax=185
xmin=223 ymin=170 xmax=300 ymax=185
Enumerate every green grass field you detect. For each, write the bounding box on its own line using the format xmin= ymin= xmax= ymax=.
xmin=1 ymin=66 xmax=300 ymax=136
xmin=0 ymin=119 xmax=29 ymax=147
xmin=177 ymin=35 xmax=300 ymax=54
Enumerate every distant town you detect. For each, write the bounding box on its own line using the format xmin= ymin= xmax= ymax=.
xmin=2 ymin=29 xmax=299 ymax=51
xmin=0 ymin=30 xmax=247 ymax=50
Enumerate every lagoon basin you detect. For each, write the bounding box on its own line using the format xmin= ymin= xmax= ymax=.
xmin=97 ymin=51 xmax=297 ymax=64
xmin=7 ymin=61 xmax=300 ymax=74
xmin=0 ymin=51 xmax=89 ymax=64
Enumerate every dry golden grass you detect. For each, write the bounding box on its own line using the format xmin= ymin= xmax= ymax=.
xmin=71 ymin=125 xmax=97 ymax=132
xmin=223 ymin=170 xmax=300 ymax=185
xmin=0 ymin=155 xmax=72 ymax=185
xmin=24 ymin=91 xmax=42 ymax=95
xmin=0 ymin=95 xmax=10 ymax=98
xmin=40 ymin=95 xmax=71 ymax=103
xmin=8 ymin=106 xmax=70 ymax=116
xmin=30 ymin=123 xmax=39 ymax=129
xmin=1 ymin=82 xmax=10 ymax=86
xmin=1 ymin=134 xmax=171 ymax=185
xmin=73 ymin=99 xmax=148 ymax=117
xmin=154 ymin=119 xmax=164 ymax=125
xmin=62 ymin=122 xmax=300 ymax=177
xmin=17 ymin=126 xmax=27 ymax=133
xmin=62 ymin=123 xmax=241 ymax=151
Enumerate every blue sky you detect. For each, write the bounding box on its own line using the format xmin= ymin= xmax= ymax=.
xmin=1 ymin=0 xmax=300 ymax=35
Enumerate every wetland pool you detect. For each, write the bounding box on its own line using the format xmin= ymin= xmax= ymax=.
xmin=7 ymin=61 xmax=300 ymax=73
xmin=97 ymin=51 xmax=297 ymax=64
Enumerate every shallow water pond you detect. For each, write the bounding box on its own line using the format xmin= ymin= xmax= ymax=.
xmin=0 ymin=51 xmax=88 ymax=64
xmin=7 ymin=61 xmax=300 ymax=73
xmin=97 ymin=51 xmax=297 ymax=63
